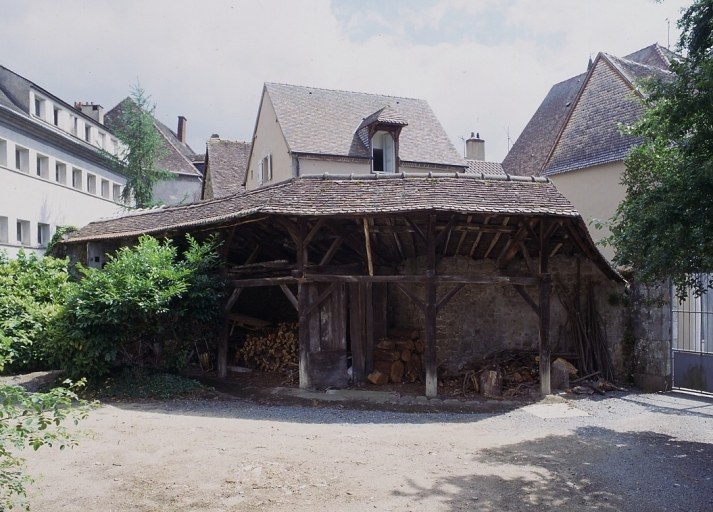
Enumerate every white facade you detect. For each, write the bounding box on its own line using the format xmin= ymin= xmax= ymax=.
xmin=0 ymin=73 xmax=128 ymax=258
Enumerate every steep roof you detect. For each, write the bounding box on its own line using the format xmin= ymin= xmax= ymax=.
xmin=204 ymin=138 xmax=251 ymax=199
xmin=105 ymin=98 xmax=202 ymax=178
xmin=503 ymin=44 xmax=676 ymax=177
xmin=264 ymin=83 xmax=466 ymax=168
xmin=465 ymin=159 xmax=505 ymax=176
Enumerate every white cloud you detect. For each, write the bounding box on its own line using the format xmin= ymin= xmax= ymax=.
xmin=1 ymin=0 xmax=693 ymax=161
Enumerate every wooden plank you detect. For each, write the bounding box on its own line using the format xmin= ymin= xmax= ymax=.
xmin=436 ymin=283 xmax=465 ymax=313
xmin=365 ymin=282 xmax=374 ymax=374
xmin=363 ymin=218 xmax=374 ymax=277
xmin=483 ymin=217 xmax=510 ymax=259
xmin=395 ymin=283 xmax=426 ymax=312
xmin=454 ymin=215 xmax=472 ymax=255
xmin=372 ymin=283 xmax=388 ymax=341
xmin=245 ymin=244 xmax=261 ymax=265
xmin=305 ymin=282 xmax=338 ymax=317
xmin=435 ymin=214 xmax=457 ymax=249
xmin=469 ymin=215 xmax=490 ymax=257
xmin=303 ymin=274 xmax=541 ymax=286
xmin=308 ymin=350 xmax=348 ymax=388
xmin=223 ymin=287 xmax=243 ymax=313
xmin=319 ymin=236 xmax=343 ymax=266
xmin=303 ymin=218 xmax=325 ymax=247
xmin=279 ymin=284 xmax=299 ymax=311
xmin=321 ymin=284 xmax=346 ymax=352
xmin=349 ymin=283 xmax=366 ymax=383
xmin=298 ymin=282 xmax=311 ymax=389
xmin=513 ymin=284 xmax=539 ymax=317
xmin=308 ymin=284 xmax=321 ymax=353
xmin=539 ymin=220 xmax=552 ymax=397
xmin=425 ymin=214 xmax=438 ymax=398
xmin=405 ymin=216 xmax=426 ymax=242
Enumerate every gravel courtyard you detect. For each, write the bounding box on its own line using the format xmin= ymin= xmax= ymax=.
xmin=21 ymin=390 xmax=713 ymax=511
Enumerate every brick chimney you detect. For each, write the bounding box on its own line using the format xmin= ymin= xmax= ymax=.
xmin=465 ymin=132 xmax=485 ymax=161
xmin=75 ymin=102 xmax=104 ymax=124
xmin=177 ymin=116 xmax=187 ymax=144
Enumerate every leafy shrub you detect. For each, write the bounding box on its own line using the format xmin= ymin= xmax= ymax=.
xmin=89 ymin=367 xmax=212 ymax=400
xmin=0 ymin=252 xmax=72 ymax=373
xmin=48 ymin=235 xmax=224 ymax=380
xmin=1 ymin=380 xmax=94 ymax=511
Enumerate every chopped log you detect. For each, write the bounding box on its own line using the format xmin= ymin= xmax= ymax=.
xmin=390 ymin=360 xmax=405 ymax=383
xmin=400 ymin=349 xmax=412 ymax=362
xmin=367 ymin=370 xmax=389 ymax=385
xmin=551 ymin=360 xmax=570 ymax=390
xmin=374 ymin=348 xmax=401 ymax=362
xmin=479 ymin=370 xmax=502 ymax=397
xmin=394 ymin=340 xmax=415 ymax=351
xmin=374 ymin=360 xmax=393 ymax=375
xmin=405 ymin=353 xmax=422 ymax=382
xmin=553 ymin=357 xmax=578 ymax=376
xmin=414 ymin=340 xmax=425 ymax=354
xmin=376 ymin=339 xmax=397 ymax=350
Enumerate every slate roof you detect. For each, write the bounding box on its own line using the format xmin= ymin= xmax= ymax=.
xmin=503 ymin=44 xmax=676 ymax=177
xmin=105 ymin=98 xmax=202 ymax=178
xmin=65 ymin=173 xmax=577 ymax=243
xmin=204 ymin=138 xmax=251 ymax=198
xmin=465 ymin=160 xmax=505 ymax=176
xmin=264 ymin=83 xmax=466 ymax=168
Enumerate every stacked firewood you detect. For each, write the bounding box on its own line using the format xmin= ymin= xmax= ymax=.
xmin=237 ymin=322 xmax=298 ymax=372
xmin=367 ymin=334 xmax=425 ymax=385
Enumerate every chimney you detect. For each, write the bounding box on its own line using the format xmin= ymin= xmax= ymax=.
xmin=75 ymin=102 xmax=104 ymax=124
xmin=177 ymin=116 xmax=187 ymax=144
xmin=465 ymin=132 xmax=485 ymax=161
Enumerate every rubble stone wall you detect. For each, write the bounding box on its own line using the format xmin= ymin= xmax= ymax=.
xmin=387 ymin=255 xmax=627 ymax=379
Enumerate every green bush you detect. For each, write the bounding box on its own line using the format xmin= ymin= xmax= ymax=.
xmin=49 ymin=235 xmax=224 ymax=380
xmin=0 ymin=252 xmax=72 ymax=373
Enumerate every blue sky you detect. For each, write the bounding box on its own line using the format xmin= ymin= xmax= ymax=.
xmin=2 ymin=0 xmax=692 ymax=162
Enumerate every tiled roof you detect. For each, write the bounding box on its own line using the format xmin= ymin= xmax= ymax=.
xmin=504 ymin=44 xmax=678 ymax=178
xmin=543 ymin=56 xmax=645 ymax=176
xmin=264 ymin=83 xmax=466 ymax=168
xmin=465 ymin=160 xmax=505 ymax=175
xmin=65 ymin=173 xmax=578 ymax=243
xmin=105 ymin=98 xmax=202 ymax=178
xmin=502 ymin=73 xmax=585 ymax=176
xmin=205 ymin=138 xmax=251 ymax=199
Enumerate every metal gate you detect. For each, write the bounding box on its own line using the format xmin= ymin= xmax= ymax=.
xmin=672 ymin=275 xmax=713 ymax=393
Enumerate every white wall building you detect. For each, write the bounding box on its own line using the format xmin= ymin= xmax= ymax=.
xmin=0 ymin=65 xmax=128 ymax=258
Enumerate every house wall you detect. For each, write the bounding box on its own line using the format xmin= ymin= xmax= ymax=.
xmin=246 ymin=92 xmax=291 ymax=191
xmin=153 ymin=174 xmax=202 ymax=205
xmin=549 ymin=161 xmax=626 ymax=262
xmin=0 ymin=124 xmax=127 ymax=258
xmin=296 ymin=157 xmax=370 ymax=175
xmin=388 ymin=255 xmax=627 ymax=380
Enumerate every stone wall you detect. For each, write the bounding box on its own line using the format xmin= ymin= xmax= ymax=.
xmin=387 ymin=255 xmax=627 ymax=380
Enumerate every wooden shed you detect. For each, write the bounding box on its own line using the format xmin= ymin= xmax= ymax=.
xmin=60 ymin=173 xmax=622 ymax=397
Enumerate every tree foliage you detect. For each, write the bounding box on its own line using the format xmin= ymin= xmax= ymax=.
xmin=0 ymin=252 xmax=72 ymax=373
xmin=48 ymin=235 xmax=224 ymax=380
xmin=108 ymin=84 xmax=172 ymax=208
xmin=610 ymin=0 xmax=713 ymax=297
xmin=1 ymin=381 xmax=93 ymax=511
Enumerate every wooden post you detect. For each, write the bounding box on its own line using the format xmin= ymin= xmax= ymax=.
xmin=295 ymin=219 xmax=311 ymax=389
xmin=425 ymin=214 xmax=438 ymax=398
xmin=539 ymin=219 xmax=552 ymax=396
xmin=217 ymin=227 xmax=237 ymax=379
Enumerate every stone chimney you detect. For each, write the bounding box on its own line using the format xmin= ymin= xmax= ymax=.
xmin=465 ymin=132 xmax=485 ymax=161
xmin=177 ymin=116 xmax=187 ymax=144
xmin=75 ymin=102 xmax=104 ymax=124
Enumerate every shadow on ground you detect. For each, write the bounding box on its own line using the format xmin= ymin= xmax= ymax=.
xmin=393 ymin=426 xmax=713 ymax=511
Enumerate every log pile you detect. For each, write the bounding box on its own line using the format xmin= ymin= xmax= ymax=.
xmin=367 ymin=333 xmax=425 ymax=385
xmin=236 ymin=322 xmax=298 ymax=373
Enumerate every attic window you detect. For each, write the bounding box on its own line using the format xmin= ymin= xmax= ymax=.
xmin=258 ymin=154 xmax=272 ymax=185
xmin=372 ymin=131 xmax=395 ymax=173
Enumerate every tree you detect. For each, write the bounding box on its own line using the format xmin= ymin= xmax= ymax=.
xmin=106 ymin=84 xmax=172 ymax=208
xmin=1 ymin=382 xmax=93 ymax=511
xmin=609 ymin=0 xmax=713 ymax=297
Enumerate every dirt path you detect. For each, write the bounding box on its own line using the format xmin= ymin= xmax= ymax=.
xmin=20 ymin=391 xmax=713 ymax=511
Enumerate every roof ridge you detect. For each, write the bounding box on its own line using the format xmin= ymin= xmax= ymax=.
xmin=265 ymin=82 xmax=424 ymax=102
xmin=153 ymin=119 xmax=202 ymax=177
xmin=605 ymin=52 xmax=674 ymax=74
xmin=298 ymin=172 xmax=549 ymax=184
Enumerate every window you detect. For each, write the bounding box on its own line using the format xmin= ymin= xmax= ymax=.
xmin=36 ymin=154 xmax=49 ymax=179
xmin=53 ymin=107 xmax=60 ymax=127
xmin=86 ymin=173 xmax=97 ymax=194
xmin=85 ymin=124 xmax=92 ymax=143
xmin=71 ymin=116 xmax=78 ymax=136
xmin=34 ymin=97 xmax=45 ymax=118
xmin=101 ymin=179 xmax=110 ymax=198
xmin=16 ymin=220 xmax=30 ymax=246
xmin=111 ymin=138 xmax=119 ymax=155
xmin=112 ymin=184 xmax=122 ymax=202
xmin=0 ymin=217 xmax=8 ymax=244
xmin=371 ymin=131 xmax=395 ymax=173
xmin=55 ymin=162 xmax=67 ymax=184
xmin=37 ymin=223 xmax=50 ymax=247
xmin=98 ymin=132 xmax=106 ymax=149
xmin=15 ymin=146 xmax=29 ymax=172
xmin=258 ymin=154 xmax=272 ymax=185
xmin=0 ymin=139 xmax=6 ymax=167
xmin=72 ymin=168 xmax=82 ymax=189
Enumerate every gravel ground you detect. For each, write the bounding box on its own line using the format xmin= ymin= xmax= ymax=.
xmin=15 ymin=388 xmax=713 ymax=511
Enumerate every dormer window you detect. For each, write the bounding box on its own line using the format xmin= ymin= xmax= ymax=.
xmin=372 ymin=131 xmax=395 ymax=173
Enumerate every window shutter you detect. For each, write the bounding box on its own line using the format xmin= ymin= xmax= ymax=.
xmin=267 ymin=154 xmax=272 ymax=181
xmin=258 ymin=159 xmax=264 ymax=186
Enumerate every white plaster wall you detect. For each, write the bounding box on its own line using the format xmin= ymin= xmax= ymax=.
xmin=297 ymin=157 xmax=370 ymax=176
xmin=549 ymin=161 xmax=626 ymax=262
xmin=0 ymin=125 xmax=127 ymax=258
xmin=246 ymin=92 xmax=291 ymax=191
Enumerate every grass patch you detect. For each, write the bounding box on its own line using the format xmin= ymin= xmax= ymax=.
xmin=89 ymin=366 xmax=214 ymax=400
